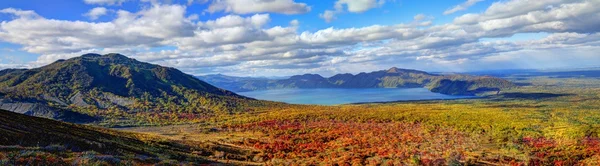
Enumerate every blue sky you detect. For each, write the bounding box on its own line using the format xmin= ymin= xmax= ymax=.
xmin=0 ymin=0 xmax=599 ymax=76
xmin=0 ymin=0 xmax=482 ymax=30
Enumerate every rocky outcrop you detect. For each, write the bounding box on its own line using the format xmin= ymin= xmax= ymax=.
xmin=102 ymin=93 xmax=134 ymax=106
xmin=69 ymin=91 xmax=91 ymax=107
xmin=95 ymin=93 xmax=134 ymax=109
xmin=0 ymin=99 xmax=96 ymax=123
xmin=0 ymin=100 xmax=55 ymax=118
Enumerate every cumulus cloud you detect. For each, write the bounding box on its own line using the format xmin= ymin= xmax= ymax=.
xmin=335 ymin=0 xmax=386 ymax=13
xmin=319 ymin=10 xmax=337 ymax=23
xmin=456 ymin=0 xmax=600 ymax=37
xmin=1 ymin=0 xmax=600 ymax=76
xmin=444 ymin=0 xmax=483 ymax=15
xmin=84 ymin=7 xmax=109 ymax=20
xmin=0 ymin=5 xmax=195 ymax=54
xmin=319 ymin=0 xmax=386 ymax=22
xmin=83 ymin=0 xmax=128 ymax=6
xmin=207 ymin=0 xmax=311 ymax=14
xmin=0 ymin=8 xmax=40 ymax=18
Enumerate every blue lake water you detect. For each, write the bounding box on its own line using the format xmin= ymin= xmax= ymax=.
xmin=238 ymin=88 xmax=473 ymax=105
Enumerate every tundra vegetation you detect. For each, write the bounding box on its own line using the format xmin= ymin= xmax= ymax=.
xmin=121 ymin=75 xmax=600 ymax=165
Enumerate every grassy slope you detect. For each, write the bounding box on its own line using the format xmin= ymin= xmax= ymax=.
xmin=0 ymin=109 xmax=261 ymax=165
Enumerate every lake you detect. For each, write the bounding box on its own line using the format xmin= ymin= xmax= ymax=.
xmin=238 ymin=88 xmax=473 ymax=105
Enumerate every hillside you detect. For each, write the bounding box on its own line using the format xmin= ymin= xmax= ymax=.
xmin=196 ymin=74 xmax=271 ymax=92
xmin=198 ymin=67 xmax=515 ymax=96
xmin=0 ymin=109 xmax=257 ymax=165
xmin=0 ymin=53 xmax=263 ymax=125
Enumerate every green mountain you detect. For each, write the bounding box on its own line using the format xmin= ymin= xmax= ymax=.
xmin=0 ymin=53 xmax=258 ymax=125
xmin=198 ymin=67 xmax=515 ymax=96
xmin=196 ymin=74 xmax=272 ymax=92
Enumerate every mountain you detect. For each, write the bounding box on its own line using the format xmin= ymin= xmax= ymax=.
xmin=197 ymin=74 xmax=271 ymax=92
xmin=0 ymin=53 xmax=257 ymax=124
xmin=198 ymin=67 xmax=515 ymax=96
xmin=329 ymin=67 xmax=433 ymax=88
xmin=428 ymin=76 xmax=515 ymax=96
xmin=0 ymin=109 xmax=256 ymax=165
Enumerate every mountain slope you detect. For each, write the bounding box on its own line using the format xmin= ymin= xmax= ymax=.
xmin=0 ymin=53 xmax=260 ymax=124
xmin=428 ymin=76 xmax=515 ymax=95
xmin=0 ymin=109 xmax=257 ymax=165
xmin=198 ymin=67 xmax=515 ymax=96
xmin=0 ymin=53 xmax=237 ymax=99
xmin=196 ymin=74 xmax=271 ymax=92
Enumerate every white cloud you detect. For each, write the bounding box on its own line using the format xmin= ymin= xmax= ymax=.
xmin=319 ymin=10 xmax=337 ymax=23
xmin=84 ymin=7 xmax=108 ymax=20
xmin=1 ymin=0 xmax=600 ymax=76
xmin=319 ymin=0 xmax=386 ymax=22
xmin=413 ymin=14 xmax=426 ymax=21
xmin=0 ymin=5 xmax=195 ymax=54
xmin=207 ymin=0 xmax=311 ymax=14
xmin=458 ymin=0 xmax=600 ymax=37
xmin=83 ymin=0 xmax=128 ymax=6
xmin=335 ymin=0 xmax=386 ymax=13
xmin=0 ymin=8 xmax=40 ymax=18
xmin=444 ymin=0 xmax=483 ymax=15
xmin=454 ymin=0 xmax=586 ymax=24
xmin=289 ymin=20 xmax=299 ymax=27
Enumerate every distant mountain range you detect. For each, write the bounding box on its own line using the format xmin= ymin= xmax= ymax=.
xmin=0 ymin=53 xmax=257 ymax=124
xmin=198 ymin=67 xmax=516 ymax=96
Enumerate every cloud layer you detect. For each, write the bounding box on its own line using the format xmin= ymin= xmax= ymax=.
xmin=207 ymin=0 xmax=311 ymax=14
xmin=0 ymin=0 xmax=599 ymax=76
xmin=444 ymin=0 xmax=483 ymax=15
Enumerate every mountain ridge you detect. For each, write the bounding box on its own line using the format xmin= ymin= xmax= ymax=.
xmin=198 ymin=67 xmax=515 ymax=96
xmin=0 ymin=53 xmax=259 ymax=124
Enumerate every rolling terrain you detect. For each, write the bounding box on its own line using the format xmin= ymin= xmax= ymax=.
xmin=0 ymin=109 xmax=261 ymax=165
xmin=121 ymin=77 xmax=600 ymax=165
xmin=0 ymin=53 xmax=599 ymax=165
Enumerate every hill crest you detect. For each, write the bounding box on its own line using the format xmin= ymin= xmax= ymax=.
xmin=198 ymin=67 xmax=515 ymax=95
xmin=0 ymin=53 xmax=254 ymax=124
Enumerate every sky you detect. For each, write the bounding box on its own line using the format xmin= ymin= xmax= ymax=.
xmin=0 ymin=0 xmax=599 ymax=77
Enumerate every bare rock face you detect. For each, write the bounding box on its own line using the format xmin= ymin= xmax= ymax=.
xmin=92 ymin=93 xmax=134 ymax=109
xmin=69 ymin=92 xmax=91 ymax=107
xmin=101 ymin=93 xmax=134 ymax=107
xmin=0 ymin=99 xmax=97 ymax=123
xmin=0 ymin=100 xmax=55 ymax=118
xmin=42 ymin=94 xmax=67 ymax=106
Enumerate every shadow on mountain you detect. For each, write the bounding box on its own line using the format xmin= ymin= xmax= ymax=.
xmin=513 ymin=82 xmax=533 ymax=86
xmin=491 ymin=92 xmax=572 ymax=100
xmin=482 ymin=104 xmax=547 ymax=108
